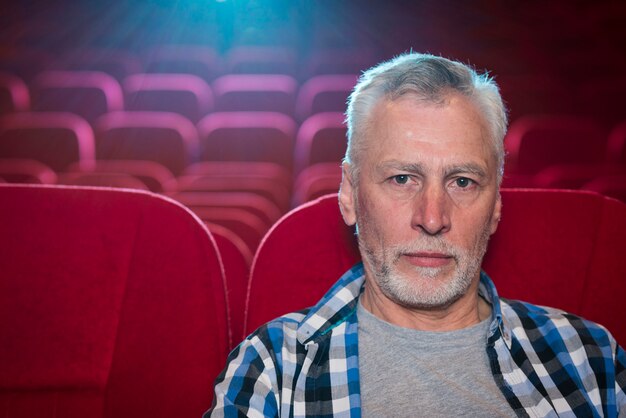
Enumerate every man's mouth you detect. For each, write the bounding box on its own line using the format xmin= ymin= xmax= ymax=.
xmin=403 ymin=252 xmax=453 ymax=268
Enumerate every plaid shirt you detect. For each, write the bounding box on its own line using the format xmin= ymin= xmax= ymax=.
xmin=207 ymin=263 xmax=626 ymax=417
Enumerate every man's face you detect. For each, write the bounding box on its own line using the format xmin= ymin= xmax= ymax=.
xmin=339 ymin=94 xmax=501 ymax=310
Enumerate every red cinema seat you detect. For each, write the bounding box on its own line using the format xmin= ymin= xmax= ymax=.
xmin=0 ymin=158 xmax=57 ymax=184
xmin=31 ymin=71 xmax=124 ymax=123
xmin=143 ymin=46 xmax=219 ymax=82
xmin=246 ymin=190 xmax=626 ymax=346
xmin=56 ymin=49 xmax=143 ymax=83
xmin=294 ymin=112 xmax=347 ymax=174
xmin=195 ymin=207 xmax=268 ymax=254
xmin=504 ymin=115 xmax=607 ymax=183
xmin=124 ymin=73 xmax=213 ymax=123
xmin=606 ymin=120 xmax=626 ymax=164
xmin=184 ymin=161 xmax=292 ymax=191
xmin=170 ymin=191 xmax=282 ymax=227
xmin=582 ymin=175 xmax=626 ymax=202
xmin=0 ymin=72 xmax=30 ymax=114
xmin=94 ymin=111 xmax=198 ymax=176
xmin=292 ymin=162 xmax=342 ymax=207
xmin=197 ymin=112 xmax=296 ymax=172
xmin=207 ymin=223 xmax=253 ymax=344
xmin=295 ymin=74 xmax=357 ymax=120
xmin=225 ymin=46 xmax=296 ymax=76
xmin=57 ymin=172 xmax=151 ymax=190
xmin=65 ymin=160 xmax=177 ymax=194
xmin=0 ymin=112 xmax=95 ymax=171
xmin=0 ymin=184 xmax=229 ymax=418
xmin=212 ymin=74 xmax=297 ymax=116
xmin=533 ymin=163 xmax=626 ymax=190
xmin=177 ymin=175 xmax=290 ymax=213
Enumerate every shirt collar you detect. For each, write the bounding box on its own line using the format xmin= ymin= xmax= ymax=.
xmin=297 ymin=262 xmax=511 ymax=346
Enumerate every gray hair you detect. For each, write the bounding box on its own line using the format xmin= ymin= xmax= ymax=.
xmin=344 ymin=52 xmax=508 ymax=184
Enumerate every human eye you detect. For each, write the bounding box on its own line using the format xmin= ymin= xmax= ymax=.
xmin=390 ymin=174 xmax=411 ymax=185
xmin=451 ymin=176 xmax=477 ymax=190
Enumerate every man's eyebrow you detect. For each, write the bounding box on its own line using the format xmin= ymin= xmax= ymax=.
xmin=377 ymin=161 xmax=489 ymax=178
xmin=444 ymin=163 xmax=488 ymax=178
xmin=377 ymin=161 xmax=425 ymax=174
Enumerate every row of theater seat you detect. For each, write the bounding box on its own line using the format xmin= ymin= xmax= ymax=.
xmin=1 ymin=108 xmax=625 ymax=191
xmin=1 ymin=184 xmax=625 ymax=417
xmin=0 ymin=70 xmax=357 ymax=123
xmin=2 ymin=69 xmax=626 ymax=126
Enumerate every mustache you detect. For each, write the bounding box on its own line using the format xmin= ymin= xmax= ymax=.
xmin=389 ymin=238 xmax=463 ymax=261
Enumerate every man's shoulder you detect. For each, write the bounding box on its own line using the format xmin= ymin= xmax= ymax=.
xmin=500 ymin=297 xmax=618 ymax=350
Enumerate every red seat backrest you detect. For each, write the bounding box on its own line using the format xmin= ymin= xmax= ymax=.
xmin=294 ymin=112 xmax=347 ymax=174
xmin=0 ymin=112 xmax=95 ymax=172
xmin=505 ymin=115 xmax=607 ymax=175
xmin=0 ymin=184 xmax=230 ymax=418
xmin=246 ymin=190 xmax=626 ymax=346
xmin=31 ymin=71 xmax=124 ymax=123
xmin=124 ymin=73 xmax=213 ymax=123
xmin=197 ymin=112 xmax=296 ymax=172
xmin=94 ymin=111 xmax=198 ymax=176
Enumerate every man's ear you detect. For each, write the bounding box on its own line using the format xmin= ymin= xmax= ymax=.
xmin=489 ymin=192 xmax=502 ymax=235
xmin=339 ymin=162 xmax=357 ymax=226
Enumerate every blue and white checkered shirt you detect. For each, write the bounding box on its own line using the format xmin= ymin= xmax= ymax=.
xmin=207 ymin=262 xmax=626 ymax=417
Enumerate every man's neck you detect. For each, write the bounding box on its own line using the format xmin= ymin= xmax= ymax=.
xmin=359 ymin=279 xmax=491 ymax=332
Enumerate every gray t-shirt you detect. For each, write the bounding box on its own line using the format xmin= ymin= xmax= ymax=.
xmin=357 ymin=299 xmax=517 ymax=417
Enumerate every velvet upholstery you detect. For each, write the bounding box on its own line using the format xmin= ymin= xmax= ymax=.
xmin=246 ymin=189 xmax=626 ymax=346
xmin=0 ymin=184 xmax=229 ymax=418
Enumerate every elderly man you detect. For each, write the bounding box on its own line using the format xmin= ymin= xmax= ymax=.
xmin=207 ymin=53 xmax=626 ymax=417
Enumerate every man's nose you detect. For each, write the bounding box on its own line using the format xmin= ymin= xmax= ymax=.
xmin=411 ymin=183 xmax=451 ymax=236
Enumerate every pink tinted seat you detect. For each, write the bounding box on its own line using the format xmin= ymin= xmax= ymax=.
xmin=57 ymin=172 xmax=151 ymax=190
xmin=197 ymin=112 xmax=296 ymax=172
xmin=504 ymin=115 xmax=607 ymax=178
xmin=225 ymin=46 xmax=296 ymax=75
xmin=533 ymin=163 xmax=626 ymax=190
xmin=606 ymin=120 xmax=626 ymax=164
xmin=143 ymin=45 xmax=219 ymax=82
xmin=94 ymin=111 xmax=198 ymax=176
xmin=31 ymin=71 xmax=124 ymax=123
xmin=295 ymin=75 xmax=357 ymax=120
xmin=294 ymin=112 xmax=347 ymax=174
xmin=124 ymin=73 xmax=213 ymax=122
xmin=66 ymin=160 xmax=177 ymax=193
xmin=0 ymin=72 xmax=30 ymax=114
xmin=184 ymin=161 xmax=292 ymax=190
xmin=56 ymin=49 xmax=143 ymax=82
xmin=246 ymin=190 xmax=626 ymax=346
xmin=212 ymin=75 xmax=297 ymax=116
xmin=0 ymin=158 xmax=57 ymax=184
xmin=207 ymin=223 xmax=253 ymax=344
xmin=582 ymin=175 xmax=626 ymax=202
xmin=170 ymin=191 xmax=282 ymax=227
xmin=193 ymin=207 xmax=267 ymax=254
xmin=292 ymin=162 xmax=342 ymax=207
xmin=0 ymin=184 xmax=229 ymax=417
xmin=177 ymin=175 xmax=290 ymax=213
xmin=0 ymin=112 xmax=95 ymax=171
